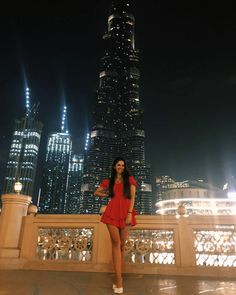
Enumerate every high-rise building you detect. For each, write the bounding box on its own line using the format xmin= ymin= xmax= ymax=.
xmin=39 ymin=106 xmax=72 ymax=214
xmin=155 ymin=176 xmax=226 ymax=215
xmin=155 ymin=176 xmax=225 ymax=203
xmin=156 ymin=176 xmax=176 ymax=202
xmin=3 ymin=87 xmax=43 ymax=197
xmin=65 ymin=154 xmax=84 ymax=214
xmin=80 ymin=0 xmax=152 ymax=214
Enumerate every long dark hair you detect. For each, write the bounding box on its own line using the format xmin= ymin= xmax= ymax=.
xmin=109 ymin=157 xmax=131 ymax=199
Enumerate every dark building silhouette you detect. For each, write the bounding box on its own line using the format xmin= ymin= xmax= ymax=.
xmin=3 ymin=87 xmax=42 ymax=197
xmin=80 ymin=0 xmax=152 ymax=214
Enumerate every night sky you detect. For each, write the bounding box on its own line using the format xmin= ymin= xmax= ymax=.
xmin=1 ymin=1 xmax=236 ymax=193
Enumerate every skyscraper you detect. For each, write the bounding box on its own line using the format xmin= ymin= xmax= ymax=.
xmin=3 ymin=87 xmax=43 ymax=197
xmin=80 ymin=0 xmax=152 ymax=214
xmin=39 ymin=106 xmax=72 ymax=214
xmin=65 ymin=154 xmax=84 ymax=214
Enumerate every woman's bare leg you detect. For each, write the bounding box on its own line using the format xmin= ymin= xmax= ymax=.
xmin=120 ymin=226 xmax=130 ymax=271
xmin=107 ymin=224 xmax=122 ymax=288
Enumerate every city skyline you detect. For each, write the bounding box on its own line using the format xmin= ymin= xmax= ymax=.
xmin=1 ymin=1 xmax=236 ymax=193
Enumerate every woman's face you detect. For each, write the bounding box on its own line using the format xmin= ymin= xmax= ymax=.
xmin=114 ymin=160 xmax=125 ymax=175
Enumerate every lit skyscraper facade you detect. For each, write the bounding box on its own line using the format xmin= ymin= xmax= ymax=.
xmin=3 ymin=88 xmax=43 ymax=196
xmin=39 ymin=106 xmax=72 ymax=214
xmin=80 ymin=0 xmax=152 ymax=214
xmin=155 ymin=176 xmax=225 ymax=215
xmin=65 ymin=154 xmax=84 ymax=214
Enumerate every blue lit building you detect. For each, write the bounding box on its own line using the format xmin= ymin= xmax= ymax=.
xmin=65 ymin=154 xmax=84 ymax=214
xmin=3 ymin=87 xmax=43 ymax=197
xmin=39 ymin=106 xmax=72 ymax=214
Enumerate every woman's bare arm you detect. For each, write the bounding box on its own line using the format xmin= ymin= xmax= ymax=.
xmin=94 ymin=186 xmax=109 ymax=198
xmin=128 ymin=184 xmax=136 ymax=212
xmin=126 ymin=184 xmax=136 ymax=224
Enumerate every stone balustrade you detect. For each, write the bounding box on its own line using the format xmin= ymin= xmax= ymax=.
xmin=1 ymin=193 xmax=236 ymax=277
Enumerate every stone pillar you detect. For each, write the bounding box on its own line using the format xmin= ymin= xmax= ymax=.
xmin=177 ymin=205 xmax=196 ymax=267
xmin=0 ymin=193 xmax=32 ymax=258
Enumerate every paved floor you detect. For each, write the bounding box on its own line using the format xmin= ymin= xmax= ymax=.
xmin=0 ymin=270 xmax=236 ymax=295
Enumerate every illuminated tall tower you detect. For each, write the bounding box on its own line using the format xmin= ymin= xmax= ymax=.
xmin=80 ymin=0 xmax=152 ymax=214
xmin=3 ymin=87 xmax=43 ymax=196
xmin=39 ymin=106 xmax=72 ymax=214
xmin=65 ymin=154 xmax=84 ymax=214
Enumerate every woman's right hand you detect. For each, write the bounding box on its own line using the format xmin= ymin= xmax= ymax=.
xmin=94 ymin=187 xmax=109 ymax=198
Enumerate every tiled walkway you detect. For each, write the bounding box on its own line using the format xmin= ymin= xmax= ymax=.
xmin=0 ymin=270 xmax=236 ymax=295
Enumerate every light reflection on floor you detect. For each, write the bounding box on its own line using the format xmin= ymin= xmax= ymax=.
xmin=0 ymin=270 xmax=236 ymax=295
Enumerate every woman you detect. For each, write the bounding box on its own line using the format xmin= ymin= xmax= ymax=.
xmin=94 ymin=157 xmax=137 ymax=294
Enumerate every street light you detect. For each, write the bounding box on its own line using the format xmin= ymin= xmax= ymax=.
xmin=14 ymin=182 xmax=23 ymax=194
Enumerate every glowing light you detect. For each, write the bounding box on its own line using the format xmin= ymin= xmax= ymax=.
xmin=223 ymin=183 xmax=228 ymax=190
xmin=25 ymin=87 xmax=31 ymax=117
xmin=61 ymin=105 xmax=68 ymax=132
xmin=14 ymin=182 xmax=23 ymax=194
xmin=227 ymin=192 xmax=236 ymax=199
xmin=156 ymin=198 xmax=236 ymax=215
xmin=84 ymin=133 xmax=90 ymax=150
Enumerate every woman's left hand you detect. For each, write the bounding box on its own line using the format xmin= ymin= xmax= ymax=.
xmin=125 ymin=213 xmax=132 ymax=225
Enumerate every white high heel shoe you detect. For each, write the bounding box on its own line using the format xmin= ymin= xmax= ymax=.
xmin=114 ymin=287 xmax=123 ymax=294
xmin=113 ymin=284 xmax=123 ymax=293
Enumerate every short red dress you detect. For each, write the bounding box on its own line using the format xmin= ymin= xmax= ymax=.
xmin=100 ymin=176 xmax=137 ymax=229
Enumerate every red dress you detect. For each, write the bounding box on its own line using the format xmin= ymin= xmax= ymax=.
xmin=100 ymin=176 xmax=137 ymax=229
